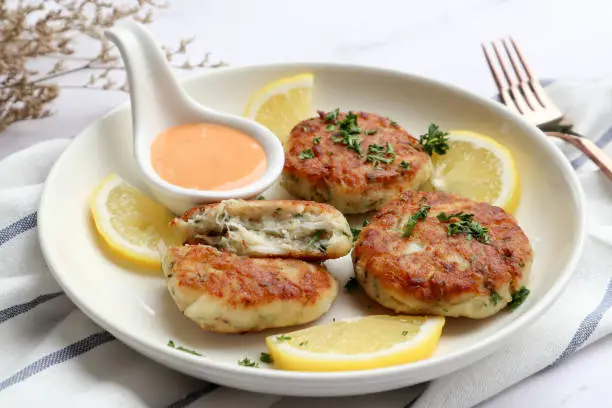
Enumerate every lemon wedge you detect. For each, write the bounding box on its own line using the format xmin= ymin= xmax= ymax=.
xmin=243 ymin=73 xmax=313 ymax=143
xmin=90 ymin=174 xmax=182 ymax=269
xmin=431 ymin=130 xmax=521 ymax=213
xmin=265 ymin=315 xmax=445 ymax=371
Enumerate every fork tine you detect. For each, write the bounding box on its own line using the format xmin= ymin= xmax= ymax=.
xmin=482 ymin=43 xmax=519 ymax=114
xmin=491 ymin=40 xmax=531 ymax=115
xmin=501 ymin=38 xmax=540 ymax=110
xmin=509 ymin=37 xmax=548 ymax=107
xmin=481 ymin=43 xmax=505 ymax=92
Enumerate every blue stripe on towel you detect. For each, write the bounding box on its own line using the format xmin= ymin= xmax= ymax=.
xmin=0 ymin=331 xmax=115 ymax=392
xmin=554 ymin=277 xmax=612 ymax=364
xmin=0 ymin=212 xmax=37 ymax=247
xmin=165 ymin=383 xmax=220 ymax=408
xmin=0 ymin=292 xmax=64 ymax=324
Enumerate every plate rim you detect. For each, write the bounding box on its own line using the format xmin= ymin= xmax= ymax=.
xmin=38 ymin=61 xmax=586 ymax=389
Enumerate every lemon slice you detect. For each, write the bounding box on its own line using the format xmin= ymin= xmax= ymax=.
xmin=265 ymin=315 xmax=445 ymax=371
xmin=90 ymin=174 xmax=182 ymax=268
xmin=243 ymin=73 xmax=313 ymax=143
xmin=431 ymin=130 xmax=521 ymax=213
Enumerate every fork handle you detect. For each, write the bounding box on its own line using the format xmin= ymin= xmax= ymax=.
xmin=547 ymin=132 xmax=612 ymax=180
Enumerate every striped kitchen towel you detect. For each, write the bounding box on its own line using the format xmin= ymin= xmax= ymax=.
xmin=1 ymin=79 xmax=611 ymax=408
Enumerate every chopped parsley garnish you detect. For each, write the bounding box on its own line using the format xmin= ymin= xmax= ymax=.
xmin=507 ymin=287 xmax=530 ymax=311
xmin=330 ymin=111 xmax=364 ymax=156
xmin=388 ymin=117 xmax=397 ymax=126
xmin=402 ymin=203 xmax=431 ymax=237
xmin=313 ymin=137 xmax=321 ymax=145
xmin=276 ymin=335 xmax=292 ymax=342
xmin=294 ymin=213 xmax=303 ymax=218
xmin=167 ymin=340 xmax=202 ymax=356
xmin=338 ymin=111 xmax=362 ymax=134
xmin=366 ymin=142 xmax=396 ymax=167
xmin=350 ymin=219 xmax=370 ymax=242
xmin=299 ymin=341 xmax=309 ymax=347
xmin=299 ymin=149 xmax=315 ymax=160
xmin=401 ymin=331 xmax=409 ymax=336
xmin=344 ymin=277 xmax=359 ymax=292
xmin=419 ymin=123 xmax=450 ymax=156
xmin=491 ymin=292 xmax=502 ymax=305
xmin=400 ymin=160 xmax=411 ymax=170
xmin=365 ymin=129 xmax=377 ymax=135
xmin=259 ymin=352 xmax=274 ymax=364
xmin=325 ymin=124 xmax=337 ymax=132
xmin=325 ymin=108 xmax=340 ymax=123
xmin=307 ymin=229 xmax=327 ymax=252
xmin=238 ymin=357 xmax=259 ymax=368
xmin=436 ymin=212 xmax=491 ymax=244
xmin=256 ymin=195 xmax=265 ymax=200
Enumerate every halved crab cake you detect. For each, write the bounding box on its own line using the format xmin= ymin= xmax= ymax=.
xmin=162 ymin=245 xmax=338 ymax=333
xmin=281 ymin=110 xmax=433 ymax=214
xmin=172 ymin=199 xmax=352 ymax=260
xmin=352 ymin=191 xmax=533 ymax=319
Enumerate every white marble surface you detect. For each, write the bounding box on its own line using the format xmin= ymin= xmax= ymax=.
xmin=3 ymin=0 xmax=612 ymax=406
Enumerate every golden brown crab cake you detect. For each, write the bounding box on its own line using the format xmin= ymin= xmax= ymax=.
xmin=162 ymin=245 xmax=338 ymax=333
xmin=352 ymin=191 xmax=533 ymax=319
xmin=172 ymin=199 xmax=352 ymax=260
xmin=281 ymin=110 xmax=433 ymax=214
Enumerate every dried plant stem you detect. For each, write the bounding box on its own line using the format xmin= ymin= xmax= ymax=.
xmin=1 ymin=0 xmax=226 ymax=132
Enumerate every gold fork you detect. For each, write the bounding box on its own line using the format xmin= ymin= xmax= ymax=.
xmin=482 ymin=37 xmax=612 ymax=180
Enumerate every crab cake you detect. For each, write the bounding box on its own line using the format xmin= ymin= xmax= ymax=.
xmin=353 ymin=191 xmax=533 ymax=319
xmin=172 ymin=199 xmax=352 ymax=260
xmin=162 ymin=245 xmax=338 ymax=333
xmin=281 ymin=110 xmax=433 ymax=214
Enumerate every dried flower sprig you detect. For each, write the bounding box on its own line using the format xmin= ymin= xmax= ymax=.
xmin=0 ymin=0 xmax=227 ymax=132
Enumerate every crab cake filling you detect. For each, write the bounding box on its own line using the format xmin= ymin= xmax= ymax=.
xmin=173 ymin=199 xmax=352 ymax=259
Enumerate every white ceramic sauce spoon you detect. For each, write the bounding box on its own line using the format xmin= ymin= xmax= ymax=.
xmin=104 ymin=21 xmax=284 ymax=214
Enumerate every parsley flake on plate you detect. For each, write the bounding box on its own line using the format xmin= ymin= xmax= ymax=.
xmin=259 ymin=352 xmax=274 ymax=364
xmin=167 ymin=340 xmax=202 ymax=356
xmin=507 ymin=287 xmax=530 ymax=311
xmin=344 ymin=277 xmax=359 ymax=292
xmin=238 ymin=357 xmax=259 ymax=368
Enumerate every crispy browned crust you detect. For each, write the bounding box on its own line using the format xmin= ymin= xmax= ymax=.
xmin=166 ymin=245 xmax=335 ymax=308
xmin=283 ymin=111 xmax=431 ymax=196
xmin=352 ymin=191 xmax=533 ymax=305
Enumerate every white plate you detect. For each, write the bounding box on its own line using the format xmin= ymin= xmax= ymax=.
xmin=38 ymin=63 xmax=585 ymax=397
